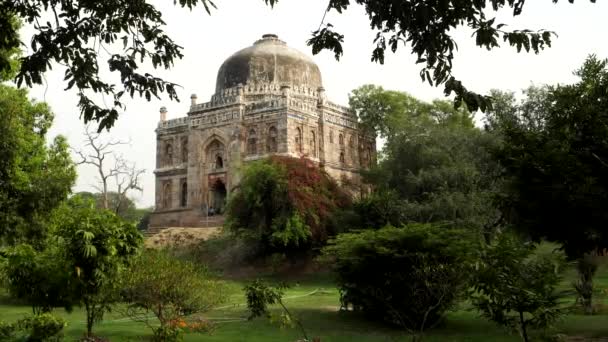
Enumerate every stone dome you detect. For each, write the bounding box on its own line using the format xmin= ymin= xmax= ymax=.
xmin=215 ymin=34 xmax=323 ymax=93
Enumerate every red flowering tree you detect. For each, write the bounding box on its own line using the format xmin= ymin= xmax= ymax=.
xmin=225 ymin=156 xmax=351 ymax=253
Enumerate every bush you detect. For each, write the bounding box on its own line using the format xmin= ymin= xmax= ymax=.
xmin=1 ymin=244 xmax=73 ymax=314
xmin=0 ymin=321 xmax=15 ymax=340
xmin=121 ymin=249 xmax=226 ymax=341
xmin=0 ymin=314 xmax=66 ymax=342
xmin=18 ymin=313 xmax=66 ymax=342
xmin=151 ymin=326 xmax=181 ymax=342
xmin=225 ymin=156 xmax=350 ymax=253
xmin=471 ymin=233 xmax=567 ymax=342
xmin=322 ymin=224 xmax=475 ymax=335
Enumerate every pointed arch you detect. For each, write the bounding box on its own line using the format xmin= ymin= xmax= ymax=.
xmin=205 ymin=138 xmax=226 ymax=170
xmin=181 ymin=136 xmax=188 ymax=163
xmin=162 ymin=181 xmax=172 ymax=209
xmin=164 ymin=142 xmax=173 ymax=166
xmin=180 ymin=180 xmax=188 ymax=207
xmin=267 ymin=126 xmax=278 ymax=153
xmin=295 ymin=127 xmax=302 ymax=152
xmin=310 ymin=130 xmax=317 ymax=157
xmin=247 ymin=129 xmax=257 ymax=155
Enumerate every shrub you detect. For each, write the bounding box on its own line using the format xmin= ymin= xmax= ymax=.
xmin=121 ymin=249 xmax=226 ymax=341
xmin=322 ymin=224 xmax=475 ymax=337
xmin=151 ymin=326 xmax=181 ymax=342
xmin=1 ymin=243 xmax=73 ymax=314
xmin=18 ymin=313 xmax=66 ymax=341
xmin=471 ymin=233 xmax=567 ymax=342
xmin=0 ymin=314 xmax=66 ymax=342
xmin=225 ymin=156 xmax=350 ymax=253
xmin=0 ymin=321 xmax=15 ymax=340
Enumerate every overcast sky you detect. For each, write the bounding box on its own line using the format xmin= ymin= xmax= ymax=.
xmin=21 ymin=0 xmax=608 ymax=207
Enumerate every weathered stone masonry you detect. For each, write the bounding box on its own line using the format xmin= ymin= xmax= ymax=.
xmin=149 ymin=34 xmax=376 ymax=228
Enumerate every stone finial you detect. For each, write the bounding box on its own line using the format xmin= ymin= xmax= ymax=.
xmin=317 ymin=86 xmax=326 ymax=106
xmin=160 ymin=106 xmax=168 ymax=122
xmin=263 ymin=33 xmax=279 ymax=39
xmin=190 ymin=94 xmax=198 ymax=106
xmin=281 ymin=84 xmax=291 ymax=98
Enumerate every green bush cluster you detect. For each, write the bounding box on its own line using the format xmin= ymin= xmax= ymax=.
xmin=322 ymin=224 xmax=476 ymax=332
xmin=0 ymin=313 xmax=66 ymax=341
xmin=322 ymin=225 xmax=569 ymax=341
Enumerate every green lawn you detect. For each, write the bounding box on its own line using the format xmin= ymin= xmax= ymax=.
xmin=2 ymin=262 xmax=607 ymax=341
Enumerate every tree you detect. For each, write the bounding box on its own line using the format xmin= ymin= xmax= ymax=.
xmin=322 ymin=224 xmax=475 ymax=341
xmin=489 ymin=56 xmax=608 ymax=313
xmin=0 ymin=84 xmax=76 ymax=246
xmin=1 ymin=243 xmax=74 ymax=315
xmin=75 ymin=125 xmax=144 ymax=213
xmin=0 ymin=16 xmax=21 ymax=82
xmin=471 ymin=234 xmax=567 ymax=342
xmin=0 ymin=0 xmax=217 ymax=131
xmin=121 ymin=249 xmax=225 ymax=341
xmin=348 ymin=86 xmax=501 ymax=236
xmin=51 ymin=196 xmax=143 ymax=337
xmin=268 ymin=0 xmax=595 ymax=113
xmin=1 ymin=1 xmax=597 ymax=129
xmin=225 ymin=156 xmax=350 ymax=253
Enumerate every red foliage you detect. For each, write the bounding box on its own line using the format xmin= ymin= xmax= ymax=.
xmin=269 ymin=156 xmax=351 ymax=243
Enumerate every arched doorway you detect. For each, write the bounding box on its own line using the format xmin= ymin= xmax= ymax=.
xmin=205 ymin=139 xmax=226 ymax=171
xmin=209 ymin=178 xmax=227 ymax=215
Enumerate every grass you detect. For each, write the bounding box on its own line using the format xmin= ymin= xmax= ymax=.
xmin=1 ymin=257 xmax=607 ymax=341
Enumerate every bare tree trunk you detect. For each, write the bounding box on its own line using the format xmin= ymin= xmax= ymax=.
xmin=101 ymin=176 xmax=108 ymax=209
xmin=85 ymin=300 xmax=94 ymax=337
xmin=518 ymin=311 xmax=529 ymax=342
xmin=75 ymin=126 xmax=143 ymax=213
xmin=575 ymin=255 xmax=598 ymax=315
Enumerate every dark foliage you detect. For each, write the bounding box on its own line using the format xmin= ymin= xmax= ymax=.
xmin=322 ymin=224 xmax=475 ymax=333
xmin=2 ymin=1 xmax=597 ymax=129
xmin=491 ymin=56 xmax=608 ymax=258
xmin=0 ymin=0 xmax=216 ymax=130
xmin=265 ymin=0 xmax=596 ymax=113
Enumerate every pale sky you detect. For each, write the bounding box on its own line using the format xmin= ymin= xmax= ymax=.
xmin=20 ymin=0 xmax=608 ymax=207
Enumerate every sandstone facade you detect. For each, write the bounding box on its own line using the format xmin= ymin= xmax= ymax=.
xmin=149 ymin=34 xmax=376 ymax=228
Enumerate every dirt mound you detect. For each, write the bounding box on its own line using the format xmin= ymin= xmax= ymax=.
xmin=145 ymin=227 xmax=221 ymax=248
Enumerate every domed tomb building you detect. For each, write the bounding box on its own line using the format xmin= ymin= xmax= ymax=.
xmin=149 ymin=34 xmax=376 ymax=228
